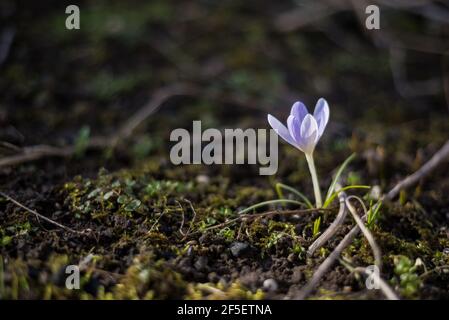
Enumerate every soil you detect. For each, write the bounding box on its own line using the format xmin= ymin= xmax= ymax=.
xmin=1 ymin=0 xmax=449 ymax=299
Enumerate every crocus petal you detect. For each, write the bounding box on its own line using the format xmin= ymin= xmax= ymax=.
xmin=267 ymin=114 xmax=297 ymax=148
xmin=299 ymin=114 xmax=318 ymax=154
xmin=290 ymin=101 xmax=308 ymax=124
xmin=287 ymin=115 xmax=301 ymax=147
xmin=313 ymin=98 xmax=330 ymax=138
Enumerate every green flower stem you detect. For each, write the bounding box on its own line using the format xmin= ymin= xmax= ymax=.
xmin=305 ymin=153 xmax=322 ymax=208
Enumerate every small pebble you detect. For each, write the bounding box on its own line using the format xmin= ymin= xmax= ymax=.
xmin=196 ymin=174 xmax=210 ymax=184
xmin=230 ymin=242 xmax=249 ymax=257
xmin=287 ymin=253 xmax=297 ymax=263
xmin=291 ymin=267 xmax=303 ymax=284
xmin=443 ymin=248 xmax=449 ymax=255
xmin=263 ymin=279 xmax=278 ymax=292
xmin=194 ymin=256 xmax=208 ymax=271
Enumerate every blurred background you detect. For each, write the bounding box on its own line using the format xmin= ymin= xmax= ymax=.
xmin=1 ymin=0 xmax=449 ymax=300
xmin=1 ymin=0 xmax=449 ymax=199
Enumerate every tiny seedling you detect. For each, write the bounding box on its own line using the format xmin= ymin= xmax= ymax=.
xmin=367 ymin=200 xmax=383 ymax=228
xmin=312 ymin=216 xmax=321 ymax=238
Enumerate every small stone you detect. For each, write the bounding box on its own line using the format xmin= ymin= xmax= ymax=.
xmin=239 ymin=271 xmax=259 ymax=289
xmin=196 ymin=174 xmax=210 ymax=184
xmin=194 ymin=256 xmax=208 ymax=271
xmin=287 ymin=253 xmax=297 ymax=263
xmin=198 ymin=234 xmax=208 ymax=244
xmin=230 ymin=242 xmax=249 ymax=257
xmin=263 ymin=279 xmax=278 ymax=292
xmin=291 ymin=267 xmax=303 ymax=284
xmin=443 ymin=248 xmax=449 ymax=255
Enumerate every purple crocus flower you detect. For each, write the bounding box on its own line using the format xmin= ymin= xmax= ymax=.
xmin=267 ymin=98 xmax=330 ymax=207
xmin=267 ymin=98 xmax=329 ymax=155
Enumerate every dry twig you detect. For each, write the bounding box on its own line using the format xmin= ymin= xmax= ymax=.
xmin=307 ymin=184 xmax=348 ymax=256
xmin=0 ymin=191 xmax=82 ymax=234
xmin=296 ymin=214 xmax=365 ymax=299
xmin=346 ymin=196 xmax=382 ymax=270
xmin=274 ymin=2 xmax=346 ymax=32
xmin=386 ymin=139 xmax=449 ymax=200
xmin=297 ymin=203 xmax=399 ymax=299
xmin=389 ymin=48 xmax=441 ymax=98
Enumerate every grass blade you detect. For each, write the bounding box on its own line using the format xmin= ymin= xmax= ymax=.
xmin=238 ymin=199 xmax=306 ymax=215
xmin=322 ymin=185 xmax=371 ymax=208
xmin=275 ymin=183 xmax=314 ymax=209
xmin=325 ymin=153 xmax=356 ymax=202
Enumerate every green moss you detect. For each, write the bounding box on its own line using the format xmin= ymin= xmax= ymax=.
xmin=186 ymin=281 xmax=264 ymax=300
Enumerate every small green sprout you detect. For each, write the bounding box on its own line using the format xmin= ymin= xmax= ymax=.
xmin=367 ymin=200 xmax=382 ymax=228
xmin=218 ymin=227 xmax=235 ymax=242
xmin=312 ymin=216 xmax=321 ymax=238
xmin=392 ymin=255 xmax=422 ymax=298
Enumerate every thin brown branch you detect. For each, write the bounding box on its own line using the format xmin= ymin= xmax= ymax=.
xmin=0 ymin=141 xmax=22 ymax=153
xmin=274 ymin=2 xmax=346 ymax=32
xmin=275 ymin=0 xmax=448 ymax=56
xmin=389 ymin=48 xmax=441 ymax=98
xmin=181 ymin=199 xmax=198 ymax=240
xmin=386 ymin=139 xmax=449 ymax=200
xmin=0 ymin=145 xmax=74 ymax=167
xmin=177 ymin=201 xmax=187 ymax=237
xmin=296 ymin=212 xmax=366 ymax=299
xmin=0 ymin=191 xmax=82 ymax=234
xmin=307 ymin=184 xmax=347 ymax=256
xmin=297 ymin=196 xmax=399 ymax=299
xmin=350 ymin=0 xmax=449 ymax=54
xmin=346 ymin=196 xmax=382 ymax=270
xmin=114 ymin=83 xmax=197 ymax=143
xmin=419 ymin=265 xmax=449 ymax=278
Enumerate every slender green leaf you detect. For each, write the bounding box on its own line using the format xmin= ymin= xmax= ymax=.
xmin=275 ymin=183 xmax=313 ymax=209
xmin=367 ymin=200 xmax=383 ymax=227
xmin=238 ymin=199 xmax=306 ymax=215
xmin=325 ymin=153 xmax=356 ymax=202
xmin=313 ymin=216 xmax=321 ymax=237
xmin=322 ymin=185 xmax=371 ymax=208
